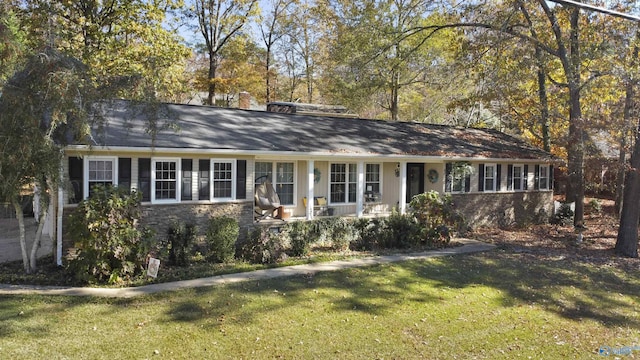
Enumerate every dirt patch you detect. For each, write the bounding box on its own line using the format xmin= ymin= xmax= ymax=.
xmin=471 ymin=198 xmax=639 ymax=273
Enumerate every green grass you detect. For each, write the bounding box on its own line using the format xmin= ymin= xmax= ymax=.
xmin=1 ymin=251 xmax=639 ymax=359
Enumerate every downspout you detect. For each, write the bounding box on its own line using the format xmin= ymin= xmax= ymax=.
xmin=56 ymin=157 xmax=63 ymax=266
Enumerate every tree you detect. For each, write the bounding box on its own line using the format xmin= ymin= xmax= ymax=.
xmin=0 ymin=48 xmax=95 ymax=273
xmin=259 ymin=0 xmax=296 ymax=103
xmin=19 ymin=0 xmax=190 ymax=101
xmin=615 ymin=26 xmax=640 ymax=258
xmin=215 ymin=35 xmax=266 ymax=106
xmin=323 ymin=0 xmax=460 ymax=120
xmin=0 ymin=2 xmax=24 ymax=86
xmin=187 ymin=0 xmax=259 ymax=105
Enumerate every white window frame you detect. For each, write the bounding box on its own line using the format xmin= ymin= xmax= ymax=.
xmin=483 ymin=163 xmax=496 ymax=192
xmin=447 ymin=162 xmax=471 ymax=194
xmin=255 ymin=161 xmax=297 ymax=206
xmin=512 ymin=164 xmax=525 ymax=191
xmin=84 ymin=156 xmax=118 ymax=199
xmin=329 ymin=162 xmax=357 ymax=204
xmin=210 ymin=159 xmax=236 ymax=201
xmin=539 ymin=164 xmax=550 ymax=190
xmin=365 ymin=163 xmax=383 ymax=202
xmin=151 ymin=158 xmax=181 ymax=204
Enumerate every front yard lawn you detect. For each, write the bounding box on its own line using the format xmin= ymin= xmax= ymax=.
xmin=1 ymin=249 xmax=638 ymax=359
xmin=1 ymin=199 xmax=638 ymax=358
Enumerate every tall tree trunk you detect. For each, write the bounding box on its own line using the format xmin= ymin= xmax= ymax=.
xmin=616 ymin=39 xmax=638 ymax=216
xmin=565 ymin=8 xmax=585 ymax=227
xmin=616 ymin=79 xmax=635 ymax=216
xmin=616 ymin=118 xmax=640 ymax=258
xmin=266 ymin=46 xmax=272 ymax=103
xmin=390 ymin=69 xmax=399 ymax=121
xmin=535 ymin=46 xmax=551 ymax=153
xmin=207 ymin=56 xmax=218 ymax=106
xmin=615 ymin=135 xmax=627 ymax=217
xmin=12 ymin=198 xmax=30 ymax=273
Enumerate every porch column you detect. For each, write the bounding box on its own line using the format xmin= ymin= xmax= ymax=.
xmin=399 ymin=161 xmax=407 ymax=214
xmin=356 ymin=161 xmax=365 ymax=217
xmin=306 ymin=160 xmax=315 ymax=220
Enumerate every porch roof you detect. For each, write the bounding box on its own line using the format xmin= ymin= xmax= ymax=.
xmin=80 ymin=100 xmax=554 ymax=161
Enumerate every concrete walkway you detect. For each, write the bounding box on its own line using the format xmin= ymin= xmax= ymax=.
xmin=0 ymin=239 xmax=495 ymax=298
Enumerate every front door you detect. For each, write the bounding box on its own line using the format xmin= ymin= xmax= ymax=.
xmin=406 ymin=163 xmax=425 ymax=203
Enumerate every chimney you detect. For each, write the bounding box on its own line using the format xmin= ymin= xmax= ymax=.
xmin=239 ymin=91 xmax=251 ymax=110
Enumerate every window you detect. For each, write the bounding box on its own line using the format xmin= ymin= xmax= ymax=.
xmin=484 ymin=164 xmax=496 ymax=191
xmin=365 ymin=163 xmax=381 ymax=202
xmin=445 ymin=162 xmax=471 ymax=193
xmin=511 ymin=165 xmax=524 ymax=191
xmin=255 ymin=162 xmax=273 ymax=182
xmin=535 ymin=165 xmax=552 ymax=190
xmin=85 ymin=157 xmax=117 ymax=198
xmin=330 ymin=163 xmax=357 ymax=203
xmin=275 ymin=162 xmax=294 ymax=205
xmin=479 ymin=163 xmax=502 ymax=192
xmin=255 ymin=161 xmax=295 ymax=205
xmin=152 ymin=158 xmax=180 ymax=202
xmin=212 ymin=160 xmax=235 ymax=199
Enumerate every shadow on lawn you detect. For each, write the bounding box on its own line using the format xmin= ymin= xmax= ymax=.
xmin=164 ymin=250 xmax=640 ymax=331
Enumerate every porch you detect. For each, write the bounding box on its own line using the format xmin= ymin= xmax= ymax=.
xmin=253 ymin=160 xmax=445 ymax=222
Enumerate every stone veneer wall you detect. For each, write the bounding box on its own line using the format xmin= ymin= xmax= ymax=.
xmin=139 ymin=201 xmax=255 ymax=242
xmin=62 ymin=201 xmax=255 ymax=256
xmin=451 ymin=191 xmax=554 ymax=228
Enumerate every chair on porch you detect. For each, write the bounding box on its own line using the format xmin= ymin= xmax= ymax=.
xmin=254 ymin=175 xmax=282 ymax=221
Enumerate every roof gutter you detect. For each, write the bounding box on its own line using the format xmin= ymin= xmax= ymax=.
xmin=63 ymin=145 xmax=557 ymax=164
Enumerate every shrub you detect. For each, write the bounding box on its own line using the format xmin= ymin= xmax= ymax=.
xmin=237 ymin=227 xmax=286 ymax=264
xmin=330 ymin=218 xmax=357 ymax=251
xmin=206 ymin=217 xmax=239 ymax=263
xmin=589 ymin=198 xmax=602 ymax=215
xmin=285 ymin=221 xmax=312 ymax=257
xmin=67 ymin=186 xmax=153 ymax=284
xmin=382 ymin=211 xmax=421 ymax=249
xmin=352 ymin=218 xmax=384 ymax=251
xmin=409 ymin=191 xmax=465 ymax=246
xmin=553 ymin=203 xmax=574 ymax=226
xmin=165 ymin=222 xmax=196 ymax=266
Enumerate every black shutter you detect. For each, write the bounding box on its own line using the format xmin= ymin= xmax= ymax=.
xmin=550 ymin=165 xmax=554 ymax=190
xmin=138 ymin=158 xmax=151 ymax=202
xmin=182 ymin=159 xmax=192 ymax=201
xmin=464 ymin=171 xmax=471 ymax=193
xmin=68 ymin=157 xmax=83 ymax=204
xmin=199 ymin=159 xmax=210 ymax=200
xmin=236 ymin=160 xmax=247 ymax=200
xmin=445 ymin=163 xmax=452 ymax=192
xmin=523 ymin=165 xmax=529 ymax=190
xmin=478 ymin=164 xmax=485 ymax=192
xmin=496 ymin=164 xmax=502 ymax=191
xmin=534 ymin=165 xmax=540 ymax=190
xmin=118 ymin=158 xmax=131 ymax=192
xmin=507 ymin=164 xmax=513 ymax=191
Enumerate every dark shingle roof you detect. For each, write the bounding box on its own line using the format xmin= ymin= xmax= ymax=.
xmin=85 ymin=100 xmax=553 ymax=160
